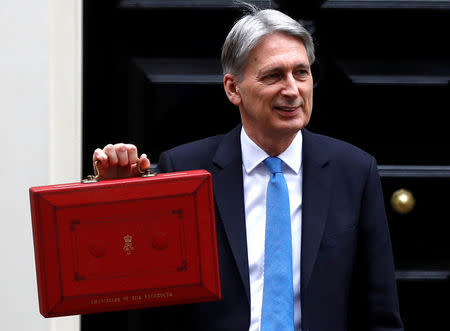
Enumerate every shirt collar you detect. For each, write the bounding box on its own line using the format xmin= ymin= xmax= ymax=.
xmin=241 ymin=126 xmax=303 ymax=175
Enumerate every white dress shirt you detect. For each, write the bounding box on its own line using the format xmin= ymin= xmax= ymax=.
xmin=241 ymin=127 xmax=303 ymax=331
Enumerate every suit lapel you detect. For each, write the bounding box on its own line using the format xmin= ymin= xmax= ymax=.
xmin=209 ymin=127 xmax=332 ymax=304
xmin=211 ymin=125 xmax=250 ymax=303
xmin=301 ymin=129 xmax=333 ymax=292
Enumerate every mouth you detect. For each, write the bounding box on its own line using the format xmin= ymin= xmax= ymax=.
xmin=273 ymin=105 xmax=301 ymax=113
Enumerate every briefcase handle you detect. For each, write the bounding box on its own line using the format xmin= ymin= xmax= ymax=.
xmin=82 ymin=159 xmax=156 ymax=184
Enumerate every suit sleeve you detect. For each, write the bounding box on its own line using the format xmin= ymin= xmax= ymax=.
xmin=350 ymin=156 xmax=404 ymax=330
xmin=157 ymin=151 xmax=175 ymax=173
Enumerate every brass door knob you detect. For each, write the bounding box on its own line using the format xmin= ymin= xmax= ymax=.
xmin=391 ymin=189 xmax=416 ymax=214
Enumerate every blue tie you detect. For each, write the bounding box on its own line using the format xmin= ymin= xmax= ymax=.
xmin=261 ymin=157 xmax=294 ymax=331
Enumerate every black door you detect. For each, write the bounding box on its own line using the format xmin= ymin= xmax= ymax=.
xmin=82 ymin=1 xmax=450 ymax=330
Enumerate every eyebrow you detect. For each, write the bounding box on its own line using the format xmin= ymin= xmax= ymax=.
xmin=258 ymin=62 xmax=310 ymax=77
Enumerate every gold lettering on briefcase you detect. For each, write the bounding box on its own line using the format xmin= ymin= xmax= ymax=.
xmin=123 ymin=234 xmax=134 ymax=255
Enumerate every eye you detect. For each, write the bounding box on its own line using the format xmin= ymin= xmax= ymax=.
xmin=261 ymin=71 xmax=281 ymax=84
xmin=261 ymin=72 xmax=281 ymax=81
xmin=295 ymin=69 xmax=310 ymax=79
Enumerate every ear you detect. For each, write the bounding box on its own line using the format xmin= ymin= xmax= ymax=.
xmin=223 ymin=73 xmax=241 ymax=106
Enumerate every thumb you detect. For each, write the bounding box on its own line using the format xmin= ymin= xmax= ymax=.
xmin=139 ymin=153 xmax=151 ymax=171
xmin=132 ymin=153 xmax=151 ymax=176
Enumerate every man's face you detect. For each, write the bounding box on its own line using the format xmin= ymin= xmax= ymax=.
xmin=231 ymin=33 xmax=313 ymax=146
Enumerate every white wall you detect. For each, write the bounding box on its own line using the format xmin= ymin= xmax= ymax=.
xmin=0 ymin=1 xmax=81 ymax=330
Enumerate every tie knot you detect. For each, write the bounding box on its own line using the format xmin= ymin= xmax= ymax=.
xmin=263 ymin=157 xmax=283 ymax=174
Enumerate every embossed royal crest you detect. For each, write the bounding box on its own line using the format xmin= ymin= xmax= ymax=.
xmin=123 ymin=234 xmax=134 ymax=255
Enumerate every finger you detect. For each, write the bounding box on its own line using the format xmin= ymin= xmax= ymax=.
xmin=126 ymin=144 xmax=139 ymax=164
xmin=114 ymin=143 xmax=129 ymax=167
xmin=104 ymin=144 xmax=118 ymax=166
xmin=93 ymin=148 xmax=109 ymax=168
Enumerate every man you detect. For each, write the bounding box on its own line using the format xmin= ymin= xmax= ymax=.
xmin=93 ymin=5 xmax=403 ymax=331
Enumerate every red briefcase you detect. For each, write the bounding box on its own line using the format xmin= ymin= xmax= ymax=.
xmin=29 ymin=169 xmax=220 ymax=317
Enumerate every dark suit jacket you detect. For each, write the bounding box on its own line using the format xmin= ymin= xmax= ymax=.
xmin=135 ymin=125 xmax=403 ymax=331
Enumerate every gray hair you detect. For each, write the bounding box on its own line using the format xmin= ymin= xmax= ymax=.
xmin=221 ymin=4 xmax=315 ymax=80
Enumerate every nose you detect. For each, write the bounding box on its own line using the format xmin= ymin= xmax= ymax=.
xmin=281 ymin=74 xmax=299 ymax=98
